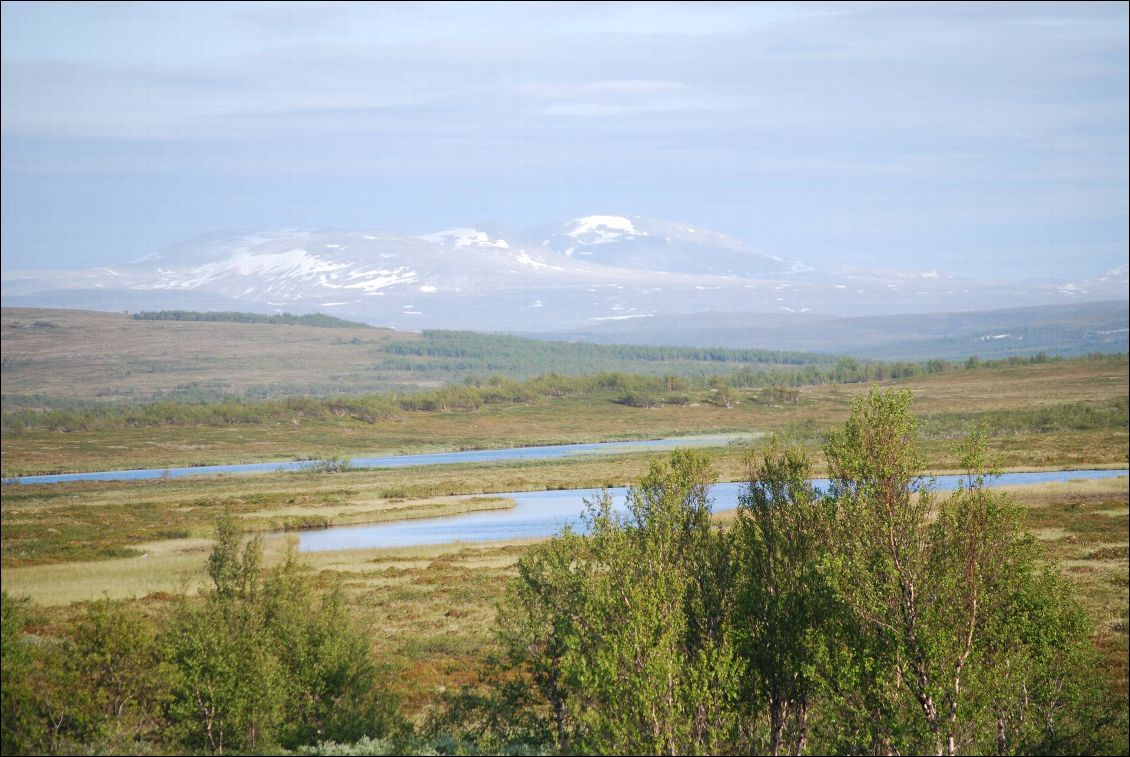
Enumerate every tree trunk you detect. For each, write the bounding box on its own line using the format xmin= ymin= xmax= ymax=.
xmin=769 ymin=697 xmax=788 ymax=757
xmin=792 ymin=697 xmax=809 ymax=756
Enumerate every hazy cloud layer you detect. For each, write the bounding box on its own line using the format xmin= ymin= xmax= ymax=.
xmin=2 ymin=1 xmax=1126 ymax=279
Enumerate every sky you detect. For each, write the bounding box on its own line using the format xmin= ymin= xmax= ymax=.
xmin=1 ymin=1 xmax=1127 ymax=279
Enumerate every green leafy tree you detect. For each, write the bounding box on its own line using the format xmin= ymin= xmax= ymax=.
xmin=485 ymin=389 xmax=1120 ymax=756
xmin=166 ymin=518 xmax=284 ymax=754
xmin=824 ymin=390 xmax=1102 ymax=755
xmin=496 ymin=450 xmax=741 ymax=755
xmin=709 ymin=376 xmax=737 ymax=408
xmin=261 ymin=548 xmax=403 ymax=747
xmin=206 ymin=513 xmax=262 ymax=603
xmin=166 ymin=595 xmax=285 ymax=754
xmin=167 ymin=516 xmax=403 ymax=754
xmin=494 ymin=530 xmax=589 ymax=752
xmin=2 ymin=591 xmax=37 ymax=755
xmin=825 ymin=388 xmax=948 ymax=753
xmin=2 ymin=592 xmax=102 ymax=755
xmin=69 ymin=598 xmax=170 ymax=746
xmin=733 ymin=442 xmax=842 ymax=755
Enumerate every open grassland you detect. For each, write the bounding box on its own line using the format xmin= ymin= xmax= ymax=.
xmin=1 ymin=307 xmax=415 ymax=401
xmin=4 ymin=477 xmax=1126 ymax=722
xmin=4 ymin=435 xmax=1127 ymax=572
xmin=0 ymin=463 xmax=520 ymax=567
xmin=2 ymin=355 xmax=1126 ymax=476
xmin=1 ymin=307 xmax=817 ymax=405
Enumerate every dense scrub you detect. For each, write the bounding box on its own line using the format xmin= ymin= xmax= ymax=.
xmin=1 ymin=518 xmax=403 ymax=755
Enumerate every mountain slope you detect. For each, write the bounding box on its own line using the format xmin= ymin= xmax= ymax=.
xmin=532 ymin=215 xmax=804 ymax=277
xmin=2 ymin=216 xmax=1124 ymax=335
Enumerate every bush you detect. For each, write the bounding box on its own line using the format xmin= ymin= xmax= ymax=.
xmin=485 ymin=394 xmax=1119 ymax=755
xmin=164 ymin=518 xmax=406 ymax=752
xmin=307 ymin=455 xmax=355 ymax=474
xmin=616 ymin=391 xmax=658 ymax=408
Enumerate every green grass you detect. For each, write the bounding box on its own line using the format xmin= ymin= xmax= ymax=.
xmin=0 ymin=468 xmax=520 ymax=568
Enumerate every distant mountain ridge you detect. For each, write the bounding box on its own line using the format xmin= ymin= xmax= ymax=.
xmin=3 ymin=215 xmax=1126 ymax=338
xmin=542 ymin=301 xmax=1129 ymax=360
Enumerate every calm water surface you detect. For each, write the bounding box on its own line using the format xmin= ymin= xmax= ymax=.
xmin=297 ymin=469 xmax=1129 ymax=552
xmin=9 ymin=434 xmax=756 ymax=485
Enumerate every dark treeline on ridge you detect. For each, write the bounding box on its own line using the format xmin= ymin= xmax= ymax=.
xmin=385 ymin=330 xmax=824 ymax=366
xmin=132 ymin=310 xmax=372 ymax=329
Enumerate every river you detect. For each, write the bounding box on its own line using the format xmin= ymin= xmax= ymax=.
xmin=296 ymin=468 xmax=1129 ymax=552
xmin=8 ymin=433 xmax=758 ymax=485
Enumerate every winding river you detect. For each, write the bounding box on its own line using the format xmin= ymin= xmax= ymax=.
xmin=7 ymin=434 xmax=758 ymax=485
xmin=5 ymin=437 xmax=1122 ymax=552
xmin=297 ymin=468 xmax=1129 ymax=552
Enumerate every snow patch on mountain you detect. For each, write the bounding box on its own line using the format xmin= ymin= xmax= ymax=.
xmin=324 ymin=268 xmax=418 ymax=293
xmin=514 ymin=251 xmax=564 ymax=271
xmin=141 ymin=242 xmax=421 ymax=300
xmin=153 ymin=248 xmax=347 ymax=289
xmin=590 ymin=313 xmax=653 ymax=321
xmin=418 ymin=228 xmax=510 ymax=249
xmin=564 ymin=215 xmax=645 ymax=249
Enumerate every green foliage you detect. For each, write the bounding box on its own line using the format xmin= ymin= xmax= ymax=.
xmin=921 ymin=396 xmax=1129 ymax=437
xmin=164 ymin=516 xmax=405 ymax=753
xmin=2 ymin=517 xmax=404 ymax=755
xmin=484 ymin=392 xmax=1120 ymax=755
xmin=1 ymin=592 xmax=103 ymax=754
xmin=733 ymin=442 xmax=841 ymax=755
xmin=485 ymin=451 xmax=743 ymax=755
xmin=68 ymin=598 xmax=169 ymax=744
xmin=614 ymin=391 xmax=659 ymax=408
xmin=821 ymin=389 xmax=1111 ymax=755
xmin=295 ymin=733 xmax=551 ymax=755
xmin=1 ymin=591 xmax=37 ymax=755
xmin=260 ymin=551 xmax=404 ymax=746
xmin=5 ymin=352 xmax=1124 ymax=435
xmin=387 ymin=330 xmax=821 ymax=367
xmin=165 ymin=592 xmax=286 ymax=754
xmin=709 ymin=376 xmax=736 ymax=408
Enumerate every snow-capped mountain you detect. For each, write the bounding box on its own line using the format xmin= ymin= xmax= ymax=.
xmin=2 ymin=216 xmax=1124 ymax=334
xmin=534 ymin=215 xmax=802 ymax=277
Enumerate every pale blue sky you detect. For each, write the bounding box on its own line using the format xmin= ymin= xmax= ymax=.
xmin=2 ymin=1 xmax=1127 ymax=279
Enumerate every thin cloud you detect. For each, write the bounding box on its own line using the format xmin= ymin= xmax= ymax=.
xmin=0 ymin=1 xmax=1125 ymax=279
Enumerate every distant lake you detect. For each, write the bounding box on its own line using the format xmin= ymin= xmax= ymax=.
xmin=7 ymin=434 xmax=758 ymax=485
xmin=297 ymin=468 xmax=1129 ymax=552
